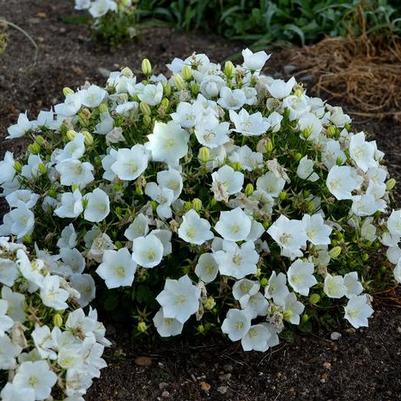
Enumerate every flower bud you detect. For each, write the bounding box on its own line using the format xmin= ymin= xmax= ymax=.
xmin=224 ymin=61 xmax=235 ymax=78
xmin=140 ymin=102 xmax=152 ymax=115
xmin=141 ymin=58 xmax=152 ymax=76
xmin=137 ymin=321 xmax=148 ymax=333
xmin=53 ymin=313 xmax=63 ymax=327
xmin=82 ymin=130 xmax=94 ymax=146
xmin=301 ymin=313 xmax=309 ymax=323
xmin=329 ymin=246 xmax=342 ymax=259
xmin=244 ymin=183 xmax=254 ymax=196
xmin=22 ymin=234 xmax=32 ymax=244
xmin=362 ymin=253 xmax=369 ymax=262
xmin=35 ymin=135 xmax=45 ymax=146
xmin=204 ymin=296 xmax=216 ymax=311
xmin=294 ymin=152 xmax=302 ymax=161
xmin=63 ymin=87 xmax=74 ymax=96
xmin=182 ymin=65 xmax=193 ymax=81
xmin=66 ymin=130 xmax=77 ymax=141
xmin=260 ymin=277 xmax=268 ymax=287
xmin=279 ymin=191 xmax=288 ymax=201
xmin=28 ymin=143 xmax=41 ymax=155
xmin=198 ymin=147 xmax=210 ymax=163
xmin=197 ymin=324 xmax=205 ymax=334
xmin=14 ymin=161 xmax=22 ymax=174
xmin=143 ymin=115 xmax=152 ymax=127
xmin=309 ymin=293 xmax=320 ymax=305
xmin=184 ymin=201 xmax=193 ymax=212
xmin=294 ymin=86 xmax=303 ymax=97
xmin=71 ymin=184 xmax=80 ymax=192
xmin=173 ymin=74 xmax=186 ymax=90
xmin=192 ymin=198 xmax=202 ymax=212
xmin=99 ymin=103 xmax=109 ymax=113
xmin=232 ymin=162 xmax=242 ymax=171
xmin=336 ymin=156 xmax=344 ymax=166
xmin=265 ymin=138 xmax=273 ymax=153
xmin=121 ymin=66 xmax=133 ymax=78
xmin=386 ymin=178 xmax=396 ymax=191
xmin=38 ymin=163 xmax=47 ymax=175
xmin=162 ymin=82 xmax=171 ymax=97
xmin=302 ymin=128 xmax=312 ymax=139
xmin=326 ymin=125 xmax=337 ymax=138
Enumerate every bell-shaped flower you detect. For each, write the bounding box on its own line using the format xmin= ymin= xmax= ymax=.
xmin=233 ymin=279 xmax=260 ymax=301
xmin=156 ymin=168 xmax=183 ymax=201
xmin=171 ymin=102 xmax=197 ymax=128
xmin=156 ymin=275 xmax=201 ymax=323
xmin=287 ymin=259 xmax=317 ymax=296
xmin=344 ymin=295 xmax=373 ymax=328
xmin=80 ymin=85 xmax=108 ymax=108
xmin=242 ymin=48 xmax=270 ymax=71
xmin=178 ymin=209 xmax=214 ymax=245
xmin=349 ymin=132 xmax=377 ymax=172
xmin=211 ymin=165 xmax=244 ymax=202
xmin=54 ymin=92 xmax=82 ymax=117
xmin=282 ymin=293 xmax=305 ymax=324
xmin=387 ymin=209 xmax=401 ymax=237
xmin=229 ymin=145 xmax=263 ymax=172
xmin=83 ymin=188 xmax=110 ymax=223
xmin=218 ymin=87 xmax=246 ymax=110
xmin=266 ymin=77 xmax=296 ymax=99
xmin=296 ymin=156 xmax=319 ymax=182
xmin=1 ymin=287 xmax=26 ymax=323
xmin=0 ymin=151 xmax=16 ymax=185
xmin=214 ymin=240 xmax=259 ymax=279
xmin=152 ymin=229 xmax=173 ymax=256
xmin=153 ymin=308 xmax=184 ymax=337
xmin=241 ymin=324 xmax=272 ymax=352
xmin=0 ymin=300 xmax=13 ymax=336
xmin=0 ymin=383 xmax=35 ymax=401
xmin=6 ymin=189 xmax=39 ymax=209
xmin=0 ymin=258 xmax=18 ymax=287
xmin=0 ymin=206 xmax=35 ymax=239
xmin=69 ymin=273 xmax=96 ymax=307
xmin=89 ymin=0 xmax=117 ymax=17
xmin=57 ymin=223 xmax=77 ymax=250
xmin=54 ymin=190 xmax=83 ymax=218
xmin=96 ymin=248 xmax=137 ymax=289
xmin=240 ymin=292 xmax=269 ymax=319
xmin=195 ymin=118 xmax=231 ymax=148
xmin=265 ymin=271 xmax=290 ymax=305
xmin=323 ymin=274 xmax=346 ymax=299
xmin=0 ymin=335 xmax=21 ymax=370
xmin=137 ymin=82 xmax=163 ymax=106
xmin=145 ymin=182 xmax=174 ymax=219
xmin=322 ymin=139 xmax=346 ymax=169
xmin=124 ymin=213 xmax=150 ymax=241
xmin=147 ymin=121 xmax=189 ymax=166
xmin=56 ymin=159 xmax=94 ymax=188
xmin=132 ymin=233 xmax=164 ymax=268
xmin=256 ymin=171 xmax=285 ymax=198
xmin=111 ymin=145 xmax=149 ymax=181
xmin=215 ymin=207 xmax=252 ymax=241
xmin=229 ymin=109 xmax=269 ymax=136
xmin=302 ymin=214 xmax=332 ymax=246
xmin=194 ymin=253 xmax=219 ymax=283
xmin=7 ymin=112 xmax=32 ymax=139
xmin=221 ymin=309 xmax=251 ymax=341
xmin=343 ymin=271 xmax=363 ymax=298
xmin=40 ymin=275 xmax=69 ymax=310
xmin=326 ymin=166 xmax=363 ymax=200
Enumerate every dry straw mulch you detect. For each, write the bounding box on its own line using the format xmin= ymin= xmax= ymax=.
xmin=292 ymin=34 xmax=401 ymax=123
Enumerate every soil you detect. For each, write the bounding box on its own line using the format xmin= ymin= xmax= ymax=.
xmin=1 ymin=1 xmax=401 ymax=401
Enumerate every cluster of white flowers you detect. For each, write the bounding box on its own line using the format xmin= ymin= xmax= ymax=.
xmin=0 ymin=237 xmax=108 ymax=401
xmin=75 ymin=0 xmax=129 ymax=19
xmin=0 ymin=49 xmax=399 ymax=355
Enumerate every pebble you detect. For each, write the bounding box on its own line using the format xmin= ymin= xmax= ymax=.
xmin=200 ymin=381 xmax=211 ymax=392
xmin=217 ymin=385 xmax=228 ymax=394
xmin=134 ymin=356 xmax=152 ymax=367
xmin=159 ymin=382 xmax=168 ymax=390
xmin=161 ymin=390 xmax=170 ymax=398
xmin=330 ymin=331 xmax=342 ymax=341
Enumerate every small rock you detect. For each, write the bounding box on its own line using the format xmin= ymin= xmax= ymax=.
xmin=161 ymin=390 xmax=170 ymax=398
xmin=135 ymin=356 xmax=152 ymax=367
xmin=283 ymin=64 xmax=297 ymax=75
xmin=330 ymin=332 xmax=342 ymax=341
xmin=323 ymin=362 xmax=332 ymax=370
xmin=396 ymin=326 xmax=401 ymax=334
xmin=159 ymin=382 xmax=168 ymax=390
xmin=217 ymin=386 xmax=228 ymax=394
xmin=36 ymin=12 xmax=47 ymax=18
xmin=200 ymin=381 xmax=211 ymax=392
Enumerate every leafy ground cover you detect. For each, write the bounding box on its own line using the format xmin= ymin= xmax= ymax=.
xmin=1 ymin=1 xmax=401 ymax=400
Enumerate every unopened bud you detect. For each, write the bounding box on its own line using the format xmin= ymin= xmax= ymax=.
xmin=143 ymin=114 xmax=152 ymax=127
xmin=63 ymin=87 xmax=74 ymax=96
xmin=279 ymin=191 xmax=288 ymax=201
xmin=302 ymin=128 xmax=312 ymax=139
xmin=224 ymin=61 xmax=235 ymax=78
xmin=260 ymin=277 xmax=268 ymax=287
xmin=53 ymin=313 xmax=63 ymax=327
xmin=121 ymin=66 xmax=133 ymax=78
xmin=192 ymin=198 xmax=202 ymax=212
xmin=141 ymin=58 xmax=152 ymax=76
xmin=309 ymin=293 xmax=320 ymax=305
xmin=204 ymin=297 xmax=216 ymax=311
xmin=38 ymin=163 xmax=47 ymax=175
xmin=162 ymin=82 xmax=171 ymax=97
xmin=232 ymin=162 xmax=242 ymax=171
xmin=336 ymin=156 xmax=344 ymax=166
xmin=66 ymin=130 xmax=77 ymax=141
xmin=182 ymin=65 xmax=192 ymax=81
xmin=329 ymin=246 xmax=342 ymax=259
xmin=14 ymin=161 xmax=22 ymax=174
xmin=82 ymin=130 xmax=94 ymax=146
xmin=197 ymin=324 xmax=205 ymax=334
xmin=99 ymin=103 xmax=109 ymax=113
xmin=28 ymin=143 xmax=40 ymax=154
xmin=35 ymin=135 xmax=45 ymax=146
xmin=265 ymin=138 xmax=273 ymax=153
xmin=294 ymin=152 xmax=302 ymax=161
xmin=198 ymin=147 xmax=210 ymax=163
xmin=386 ymin=178 xmax=396 ymax=191
xmin=140 ymin=102 xmax=151 ymax=115
xmin=173 ymin=74 xmax=186 ymax=90
xmin=190 ymin=82 xmax=200 ymax=96
xmin=137 ymin=321 xmax=148 ymax=333
xmin=244 ymin=183 xmax=254 ymax=196
xmin=326 ymin=125 xmax=337 ymax=137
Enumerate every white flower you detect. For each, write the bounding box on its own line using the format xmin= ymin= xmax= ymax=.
xmin=329 ymin=106 xmax=351 ymax=127
xmin=242 ymin=48 xmax=270 ymax=71
xmin=56 ymin=132 xmax=85 ymax=162
xmin=75 ymin=0 xmax=91 ymax=10
xmin=6 ymin=189 xmax=39 ymax=209
xmin=195 ymin=118 xmax=230 ymax=148
xmin=0 ymin=257 xmax=18 ymax=287
xmin=322 ymin=139 xmax=346 ymax=169
xmin=147 ymin=121 xmax=189 ymax=166
xmin=326 ymin=166 xmax=363 ymax=200
xmin=145 ymin=182 xmax=174 ymax=219
xmin=211 ymin=165 xmax=244 ymax=202
xmin=229 ymin=109 xmax=269 ymax=136
xmin=240 ymin=292 xmax=269 ymax=319
xmin=111 ymin=145 xmax=149 ymax=181
xmin=296 ymin=156 xmax=319 ymax=182
xmin=287 ymin=259 xmax=317 ymax=296
xmin=0 ymin=206 xmax=35 ymax=239
xmin=215 ymin=207 xmax=252 ymax=241
xmin=70 ymin=273 xmax=96 ymax=307
xmin=21 ymin=154 xmax=44 ymax=179
xmin=256 ymin=171 xmax=285 ymax=197
xmin=54 ymin=190 xmax=83 ymax=218
xmin=0 ymin=300 xmax=13 ymax=336
xmin=0 ymin=334 xmax=21 ymax=369
xmin=349 ymin=132 xmax=377 ymax=172
xmin=171 ymin=102 xmax=197 ymax=128
xmin=0 ymin=151 xmax=16 ymax=184
xmin=156 ymin=169 xmax=183 ymax=200
xmin=229 ymin=145 xmax=263 ymax=171
xmin=267 ymin=215 xmax=307 ymax=259
xmin=89 ymin=0 xmax=117 ymax=18
xmin=7 ymin=112 xmax=32 ymax=138
xmin=124 ymin=213 xmax=149 ymax=241
xmin=1 ymin=287 xmax=25 ymax=322
xmin=200 ymin=75 xmax=226 ymax=98
xmin=81 ymin=85 xmax=108 ymax=108
xmin=266 ymin=111 xmax=283 ymax=132
xmin=302 ymin=214 xmax=332 ymax=246
xmin=31 ymin=325 xmax=57 ymax=359
xmin=266 ymin=77 xmax=296 ymax=99
xmin=156 ymin=275 xmax=201 ymax=323
xmin=264 ymin=271 xmax=289 ymax=305
xmin=221 ymin=309 xmax=251 ymax=341
xmin=153 ymin=309 xmax=183 ymax=337
xmin=218 ymin=87 xmax=246 ymax=110
xmin=323 ymin=274 xmax=346 ymax=299
xmin=282 ymin=293 xmax=304 ymax=324
xmin=96 ymin=248 xmax=137 ymax=289
xmin=54 ymin=92 xmax=82 ymax=117
xmin=1 ymin=383 xmax=35 ymax=401
xmin=241 ymin=324 xmax=271 ymax=352
xmin=344 ymin=295 xmax=373 ymax=328
xmin=57 ymin=223 xmax=77 ymax=250
xmin=40 ymin=275 xmax=69 ymax=310
xmin=195 ymin=253 xmax=219 ymax=283
xmin=132 ymin=233 xmax=164 ymax=268
xmin=152 ymin=229 xmax=172 ymax=256
xmin=387 ymin=210 xmax=401 ymax=237
xmin=233 ymin=279 xmax=259 ymax=300
xmin=344 ymin=271 xmax=363 ymax=298
xmin=298 ymin=112 xmax=323 ymax=141
xmin=138 ymin=82 xmax=163 ymax=105
xmin=83 ymin=188 xmax=110 ymax=223
xmin=178 ymin=209 xmax=214 ymax=245
xmin=56 ymin=159 xmax=94 ymax=188
xmin=214 ymin=240 xmax=259 ymax=279
xmin=394 ymin=259 xmax=401 ymax=283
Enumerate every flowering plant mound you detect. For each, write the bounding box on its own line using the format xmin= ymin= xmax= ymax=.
xmin=1 ymin=49 xmax=401 ymax=355
xmin=74 ymin=0 xmax=137 ymax=44
xmin=0 ymin=237 xmax=108 ymax=401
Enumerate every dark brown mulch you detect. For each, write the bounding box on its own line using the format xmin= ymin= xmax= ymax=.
xmin=1 ymin=2 xmax=401 ymax=401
